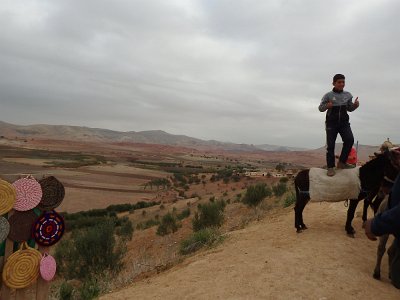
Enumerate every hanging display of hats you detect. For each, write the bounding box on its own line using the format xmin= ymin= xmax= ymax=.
xmin=32 ymin=210 xmax=65 ymax=247
xmin=0 ymin=179 xmax=16 ymax=215
xmin=12 ymin=177 xmax=43 ymax=211
xmin=39 ymin=253 xmax=57 ymax=282
xmin=2 ymin=242 xmax=42 ymax=289
xmin=0 ymin=216 xmax=10 ymax=243
xmin=38 ymin=176 xmax=65 ymax=211
xmin=8 ymin=210 xmax=38 ymax=242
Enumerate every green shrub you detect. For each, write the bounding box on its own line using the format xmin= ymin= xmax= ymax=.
xmin=273 ymin=183 xmax=287 ymax=197
xmin=116 ymin=219 xmax=134 ymax=241
xmin=156 ymin=213 xmax=179 ymax=236
xmin=55 ymin=220 xmax=126 ymax=280
xmin=59 ymin=281 xmax=74 ymax=300
xmin=177 ymin=208 xmax=191 ymax=220
xmin=192 ymin=201 xmax=225 ymax=231
xmin=242 ymin=183 xmax=272 ymax=207
xmin=180 ymin=228 xmax=223 ymax=255
xmin=283 ymin=192 xmax=296 ymax=207
xmin=79 ymin=278 xmax=100 ymax=300
xmin=279 ymin=177 xmax=289 ymax=183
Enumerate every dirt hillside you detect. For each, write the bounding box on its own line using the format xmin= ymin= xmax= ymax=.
xmin=101 ymin=202 xmax=399 ymax=299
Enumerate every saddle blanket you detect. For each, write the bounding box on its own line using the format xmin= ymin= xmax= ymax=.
xmin=309 ymin=167 xmax=361 ymax=202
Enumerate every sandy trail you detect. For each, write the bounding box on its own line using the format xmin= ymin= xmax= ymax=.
xmin=102 ymin=202 xmax=398 ymax=299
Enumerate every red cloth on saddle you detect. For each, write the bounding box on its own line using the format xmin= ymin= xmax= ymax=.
xmin=347 ymin=147 xmax=358 ymax=165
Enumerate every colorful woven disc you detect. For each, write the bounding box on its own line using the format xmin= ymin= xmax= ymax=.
xmin=0 ymin=179 xmax=16 ymax=215
xmin=0 ymin=216 xmax=10 ymax=243
xmin=33 ymin=211 xmax=65 ymax=246
xmin=38 ymin=176 xmax=65 ymax=211
xmin=2 ymin=242 xmax=41 ymax=289
xmin=8 ymin=210 xmax=37 ymax=242
xmin=40 ymin=253 xmax=57 ymax=281
xmin=12 ymin=178 xmax=43 ymax=211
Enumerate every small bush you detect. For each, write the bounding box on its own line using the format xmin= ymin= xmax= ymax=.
xmin=283 ymin=192 xmax=296 ymax=207
xmin=156 ymin=213 xmax=179 ymax=236
xmin=273 ymin=183 xmax=287 ymax=197
xmin=177 ymin=208 xmax=191 ymax=220
xmin=79 ymin=278 xmax=100 ymax=300
xmin=192 ymin=201 xmax=225 ymax=231
xmin=242 ymin=183 xmax=272 ymax=207
xmin=141 ymin=219 xmax=160 ymax=229
xmin=59 ymin=281 xmax=74 ymax=300
xmin=116 ymin=219 xmax=134 ymax=241
xmin=279 ymin=177 xmax=289 ymax=183
xmin=180 ymin=228 xmax=223 ymax=255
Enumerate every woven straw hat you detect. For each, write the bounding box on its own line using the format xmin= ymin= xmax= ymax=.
xmin=33 ymin=210 xmax=65 ymax=246
xmin=2 ymin=242 xmax=41 ymax=289
xmin=12 ymin=177 xmax=43 ymax=211
xmin=0 ymin=216 xmax=10 ymax=243
xmin=40 ymin=253 xmax=57 ymax=281
xmin=38 ymin=176 xmax=65 ymax=211
xmin=8 ymin=210 xmax=38 ymax=242
xmin=0 ymin=179 xmax=16 ymax=215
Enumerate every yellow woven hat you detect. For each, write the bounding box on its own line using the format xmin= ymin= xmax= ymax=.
xmin=2 ymin=242 xmax=42 ymax=289
xmin=0 ymin=179 xmax=16 ymax=215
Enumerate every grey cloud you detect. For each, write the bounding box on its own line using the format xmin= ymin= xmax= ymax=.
xmin=0 ymin=0 xmax=399 ymax=148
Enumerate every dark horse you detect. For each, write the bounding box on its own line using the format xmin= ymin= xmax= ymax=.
xmin=294 ymin=150 xmax=399 ymax=234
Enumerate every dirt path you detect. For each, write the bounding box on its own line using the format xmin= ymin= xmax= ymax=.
xmin=101 ymin=202 xmax=399 ymax=299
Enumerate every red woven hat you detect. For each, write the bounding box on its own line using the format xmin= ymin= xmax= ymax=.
xmin=40 ymin=253 xmax=57 ymax=281
xmin=32 ymin=211 xmax=65 ymax=246
xmin=12 ymin=178 xmax=43 ymax=211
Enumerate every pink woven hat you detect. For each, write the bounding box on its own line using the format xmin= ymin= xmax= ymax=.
xmin=12 ymin=177 xmax=43 ymax=211
xmin=40 ymin=253 xmax=57 ymax=281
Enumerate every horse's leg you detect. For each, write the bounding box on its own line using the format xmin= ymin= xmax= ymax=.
xmin=387 ymin=240 xmax=396 ymax=280
xmin=299 ymin=196 xmax=309 ymax=230
xmin=345 ymin=199 xmax=358 ymax=236
xmin=373 ymin=234 xmax=389 ymax=280
xmin=362 ymin=198 xmax=369 ymax=222
xmin=294 ymin=187 xmax=303 ymax=233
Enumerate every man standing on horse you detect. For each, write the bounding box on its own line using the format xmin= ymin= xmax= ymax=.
xmin=319 ymin=74 xmax=360 ymax=176
xmin=365 ymin=148 xmax=400 ymax=289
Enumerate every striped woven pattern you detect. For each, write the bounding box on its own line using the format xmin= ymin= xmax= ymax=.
xmin=0 ymin=216 xmax=10 ymax=243
xmin=33 ymin=211 xmax=65 ymax=246
xmin=0 ymin=179 xmax=16 ymax=215
xmin=2 ymin=242 xmax=41 ymax=289
xmin=38 ymin=176 xmax=65 ymax=210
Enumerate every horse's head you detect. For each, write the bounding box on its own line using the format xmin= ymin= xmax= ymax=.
xmin=382 ymin=147 xmax=400 ymax=183
xmin=360 ymin=149 xmax=399 ymax=190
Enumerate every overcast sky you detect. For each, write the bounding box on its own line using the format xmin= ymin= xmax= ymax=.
xmin=0 ymin=0 xmax=399 ymax=148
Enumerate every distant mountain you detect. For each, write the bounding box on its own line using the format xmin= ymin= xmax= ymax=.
xmin=311 ymin=144 xmax=381 ymax=162
xmin=255 ymin=144 xmax=308 ymax=152
xmin=1 ymin=121 xmax=387 ymax=160
xmin=0 ymin=121 xmax=301 ymax=152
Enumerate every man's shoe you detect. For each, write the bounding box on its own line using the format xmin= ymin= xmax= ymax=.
xmin=337 ymin=161 xmax=356 ymax=169
xmin=327 ymin=168 xmax=335 ymax=176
